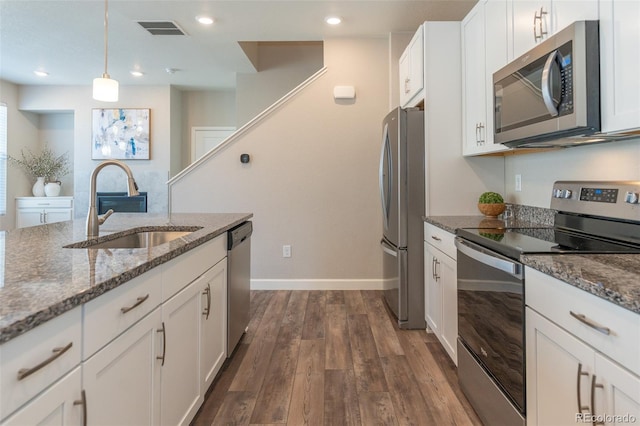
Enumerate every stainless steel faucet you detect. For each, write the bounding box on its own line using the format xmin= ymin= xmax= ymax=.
xmin=86 ymin=160 xmax=139 ymax=238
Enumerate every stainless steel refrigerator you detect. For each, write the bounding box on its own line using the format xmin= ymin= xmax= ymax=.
xmin=379 ymin=107 xmax=425 ymax=329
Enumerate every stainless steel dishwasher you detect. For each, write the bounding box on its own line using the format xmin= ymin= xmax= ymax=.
xmin=227 ymin=221 xmax=252 ymax=356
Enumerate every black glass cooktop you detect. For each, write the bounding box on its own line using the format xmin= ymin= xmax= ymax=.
xmin=456 ymin=227 xmax=640 ymax=260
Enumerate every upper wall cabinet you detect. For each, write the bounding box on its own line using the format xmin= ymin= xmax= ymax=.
xmin=509 ymin=0 xmax=598 ymax=60
xmin=462 ymin=0 xmax=511 ymax=156
xmin=599 ymin=0 xmax=640 ymax=133
xmin=399 ymin=25 xmax=425 ymax=107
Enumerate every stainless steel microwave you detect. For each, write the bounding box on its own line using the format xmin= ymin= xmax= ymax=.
xmin=493 ymin=21 xmax=600 ymax=148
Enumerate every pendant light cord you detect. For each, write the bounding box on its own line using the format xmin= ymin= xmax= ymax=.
xmin=103 ymin=0 xmax=109 ymax=78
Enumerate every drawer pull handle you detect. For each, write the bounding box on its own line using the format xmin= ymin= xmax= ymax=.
xmin=17 ymin=342 xmax=73 ymax=380
xmin=590 ymin=375 xmax=605 ymax=426
xmin=202 ymin=284 xmax=211 ymax=320
xmin=570 ymin=311 xmax=611 ymax=336
xmin=73 ymin=389 xmax=88 ymax=426
xmin=576 ymin=363 xmax=590 ymax=413
xmin=157 ymin=322 xmax=166 ymax=366
xmin=120 ymin=294 xmax=150 ymax=314
xmin=431 ymin=235 xmax=442 ymax=242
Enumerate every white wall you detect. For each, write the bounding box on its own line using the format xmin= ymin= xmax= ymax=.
xmin=18 ymin=85 xmax=173 ymax=217
xmin=504 ymin=139 xmax=640 ymax=207
xmin=171 ymin=38 xmax=389 ymax=287
xmin=236 ymin=42 xmax=324 ymax=127
xmin=0 ymin=80 xmax=39 ymax=230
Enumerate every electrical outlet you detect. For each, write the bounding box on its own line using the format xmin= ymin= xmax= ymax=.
xmin=515 ymin=174 xmax=522 ymax=192
xmin=282 ymin=245 xmax=292 ymax=258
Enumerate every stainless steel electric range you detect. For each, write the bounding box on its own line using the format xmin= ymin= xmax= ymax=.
xmin=454 ymin=181 xmax=640 ymax=426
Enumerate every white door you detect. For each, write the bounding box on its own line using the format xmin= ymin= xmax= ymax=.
xmin=191 ymin=127 xmax=235 ymax=163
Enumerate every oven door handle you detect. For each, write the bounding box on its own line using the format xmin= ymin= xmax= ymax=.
xmin=455 ymin=237 xmax=523 ymax=278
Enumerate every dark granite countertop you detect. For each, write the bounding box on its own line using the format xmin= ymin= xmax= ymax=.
xmin=425 ymin=213 xmax=639 ymax=315
xmin=0 ymin=212 xmax=252 ymax=344
xmin=522 ymin=254 xmax=640 ymax=314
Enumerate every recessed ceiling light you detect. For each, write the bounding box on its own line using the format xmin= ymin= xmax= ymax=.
xmin=196 ymin=15 xmax=214 ymax=25
xmin=325 ymin=16 xmax=342 ymax=25
xmin=130 ymin=70 xmax=144 ymax=77
xmin=33 ymin=70 xmax=49 ymax=77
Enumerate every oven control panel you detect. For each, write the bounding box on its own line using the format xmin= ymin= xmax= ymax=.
xmin=551 ymin=181 xmax=640 ymax=221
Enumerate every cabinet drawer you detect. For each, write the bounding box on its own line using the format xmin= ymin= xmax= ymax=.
xmin=424 ymin=223 xmax=456 ymax=259
xmin=16 ymin=197 xmax=73 ymax=209
xmin=526 ymin=267 xmax=640 ymax=376
xmin=162 ymin=234 xmax=227 ymax=301
xmin=83 ymin=267 xmax=162 ymax=359
xmin=0 ymin=307 xmax=82 ymax=421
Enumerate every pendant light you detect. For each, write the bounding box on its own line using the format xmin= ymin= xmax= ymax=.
xmin=93 ymin=0 xmax=119 ymax=102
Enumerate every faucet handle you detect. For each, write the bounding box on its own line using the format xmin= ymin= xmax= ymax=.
xmin=98 ymin=209 xmax=114 ymax=225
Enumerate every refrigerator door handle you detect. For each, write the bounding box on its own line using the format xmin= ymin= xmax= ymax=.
xmin=379 ymin=125 xmax=392 ymax=230
xmin=380 ymin=239 xmax=398 ymax=257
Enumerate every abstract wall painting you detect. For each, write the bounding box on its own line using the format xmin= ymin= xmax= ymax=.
xmin=92 ymin=108 xmax=150 ymax=160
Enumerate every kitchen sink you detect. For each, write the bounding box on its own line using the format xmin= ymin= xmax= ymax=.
xmin=64 ymin=227 xmax=201 ymax=249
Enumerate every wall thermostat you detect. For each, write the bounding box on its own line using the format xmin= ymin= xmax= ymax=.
xmin=240 ymin=153 xmax=250 ymax=163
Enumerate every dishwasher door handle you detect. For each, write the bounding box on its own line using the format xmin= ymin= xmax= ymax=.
xmin=455 ymin=237 xmax=523 ymax=278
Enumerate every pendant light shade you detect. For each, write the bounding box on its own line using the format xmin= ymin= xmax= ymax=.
xmin=93 ymin=0 xmax=118 ymax=102
xmin=93 ymin=75 xmax=119 ymax=102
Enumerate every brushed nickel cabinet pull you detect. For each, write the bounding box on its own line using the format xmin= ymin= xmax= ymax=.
xmin=157 ymin=322 xmax=166 ymax=366
xmin=120 ymin=294 xmax=149 ymax=314
xmin=17 ymin=342 xmax=73 ymax=380
xmin=576 ymin=363 xmax=590 ymax=413
xmin=431 ymin=235 xmax=442 ymax=242
xmin=202 ymin=284 xmax=211 ymax=320
xmin=570 ymin=311 xmax=611 ymax=335
xmin=73 ymin=389 xmax=87 ymax=426
xmin=590 ymin=375 xmax=605 ymax=426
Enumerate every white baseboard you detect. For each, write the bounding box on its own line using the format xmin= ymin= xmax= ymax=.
xmin=251 ymin=278 xmax=390 ymax=290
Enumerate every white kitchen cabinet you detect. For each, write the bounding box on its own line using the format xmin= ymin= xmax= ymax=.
xmin=509 ymin=0 xmax=598 ymax=60
xmin=399 ymin=25 xmax=424 ymax=107
xmin=15 ymin=197 xmax=74 ymax=228
xmin=526 ymin=267 xmax=640 ymax=426
xmin=161 ymin=277 xmax=204 ymax=426
xmin=462 ymin=0 xmax=511 ymax=156
xmin=599 ymin=0 xmax=640 ymax=134
xmin=82 ymin=308 xmax=162 ymax=426
xmin=424 ymin=223 xmax=457 ymax=364
xmin=201 ymin=258 xmax=228 ymax=393
xmin=0 ymin=306 xmax=82 ymax=421
xmin=0 ymin=367 xmax=83 ymax=426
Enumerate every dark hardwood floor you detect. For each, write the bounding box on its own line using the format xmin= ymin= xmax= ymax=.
xmin=192 ymin=290 xmax=482 ymax=425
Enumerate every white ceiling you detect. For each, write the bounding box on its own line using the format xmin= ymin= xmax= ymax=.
xmin=0 ymin=0 xmax=476 ymax=90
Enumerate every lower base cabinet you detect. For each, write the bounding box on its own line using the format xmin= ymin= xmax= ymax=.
xmin=526 ymin=308 xmax=640 ymax=426
xmin=1 ymin=367 xmax=83 ymax=426
xmin=83 ymin=309 xmax=162 ymax=426
xmin=526 ymin=268 xmax=640 ymax=426
xmin=424 ymin=223 xmax=458 ymax=365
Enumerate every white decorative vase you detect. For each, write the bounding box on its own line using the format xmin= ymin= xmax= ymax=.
xmin=44 ymin=181 xmax=62 ymax=197
xmin=32 ymin=177 xmax=46 ymax=197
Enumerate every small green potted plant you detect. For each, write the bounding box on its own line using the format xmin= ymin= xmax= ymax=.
xmin=9 ymin=145 xmax=70 ymax=197
xmin=478 ymin=191 xmax=506 ymax=217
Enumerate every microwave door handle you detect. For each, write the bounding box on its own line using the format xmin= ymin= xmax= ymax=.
xmin=541 ymin=50 xmax=560 ymax=117
xmin=455 ymin=238 xmax=523 ymax=279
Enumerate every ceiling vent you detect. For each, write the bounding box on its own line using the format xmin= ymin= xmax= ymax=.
xmin=137 ymin=21 xmax=187 ymax=36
